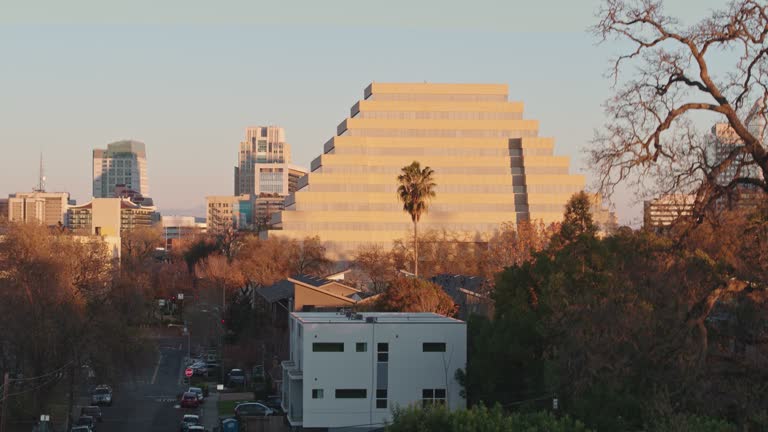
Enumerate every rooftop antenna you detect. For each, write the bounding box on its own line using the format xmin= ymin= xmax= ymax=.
xmin=34 ymin=152 xmax=46 ymax=192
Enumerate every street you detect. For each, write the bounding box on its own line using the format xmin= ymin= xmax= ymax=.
xmin=91 ymin=331 xmax=201 ymax=432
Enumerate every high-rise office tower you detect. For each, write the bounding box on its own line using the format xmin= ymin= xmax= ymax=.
xmin=269 ymin=82 xmax=585 ymax=259
xmin=235 ymin=126 xmax=292 ymax=196
xmin=93 ymin=140 xmax=149 ymax=198
xmin=233 ymin=126 xmax=307 ymax=230
xmin=710 ymin=99 xmax=766 ymax=208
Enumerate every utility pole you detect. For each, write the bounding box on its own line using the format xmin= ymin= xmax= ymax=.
xmin=0 ymin=372 xmax=10 ymax=432
xmin=66 ymin=362 xmax=75 ymax=431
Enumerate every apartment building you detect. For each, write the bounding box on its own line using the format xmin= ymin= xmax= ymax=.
xmin=68 ymin=198 xmax=155 ymax=235
xmin=282 ymin=312 xmax=466 ymax=431
xmin=7 ymin=191 xmax=71 ymax=226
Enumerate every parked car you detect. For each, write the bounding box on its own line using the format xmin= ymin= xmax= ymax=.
xmin=187 ymin=426 xmax=205 ymax=432
xmin=205 ymin=361 xmax=220 ymax=376
xmin=234 ymin=402 xmax=273 ymax=418
xmin=80 ymin=406 xmax=103 ymax=422
xmin=180 ymin=392 xmax=200 ymax=408
xmin=260 ymin=395 xmax=284 ymax=415
xmin=91 ymin=385 xmax=112 ymax=406
xmin=179 ymin=414 xmax=200 ymax=432
xmin=75 ymin=415 xmax=96 ymax=430
xmin=71 ymin=427 xmax=92 ymax=432
xmin=188 ymin=387 xmax=204 ymax=401
xmin=227 ymin=369 xmax=246 ymax=388
xmin=190 ymin=362 xmax=209 ymax=377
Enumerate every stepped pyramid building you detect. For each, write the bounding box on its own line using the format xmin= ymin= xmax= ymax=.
xmin=270 ymin=83 xmax=585 ymax=258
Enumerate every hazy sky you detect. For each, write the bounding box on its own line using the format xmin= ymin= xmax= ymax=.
xmin=0 ymin=0 xmax=727 ymax=224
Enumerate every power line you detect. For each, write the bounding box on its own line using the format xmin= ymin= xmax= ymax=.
xmin=0 ymin=373 xmax=64 ymax=402
xmin=0 ymin=360 xmax=75 ymax=392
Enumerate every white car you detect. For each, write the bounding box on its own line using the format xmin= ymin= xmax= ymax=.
xmin=188 ymin=386 xmax=204 ymax=401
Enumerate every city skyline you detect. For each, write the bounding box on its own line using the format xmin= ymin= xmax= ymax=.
xmin=0 ymin=0 xmax=730 ymax=224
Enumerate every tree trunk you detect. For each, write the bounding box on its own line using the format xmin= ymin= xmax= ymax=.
xmin=414 ymin=221 xmax=419 ymax=277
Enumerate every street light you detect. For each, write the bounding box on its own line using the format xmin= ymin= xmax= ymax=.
xmin=183 ymin=323 xmax=190 ymax=360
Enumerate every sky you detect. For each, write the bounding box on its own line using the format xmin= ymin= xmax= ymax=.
xmin=0 ymin=0 xmax=728 ymax=225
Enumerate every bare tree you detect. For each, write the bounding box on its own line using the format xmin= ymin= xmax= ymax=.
xmin=591 ymin=0 xmax=768 ymax=215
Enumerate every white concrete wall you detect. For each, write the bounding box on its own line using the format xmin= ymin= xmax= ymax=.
xmin=292 ymin=317 xmax=466 ymax=429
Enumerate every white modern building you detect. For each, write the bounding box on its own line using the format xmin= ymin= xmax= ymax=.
xmin=93 ymin=140 xmax=149 ymax=198
xmin=282 ymin=312 xmax=466 ymax=431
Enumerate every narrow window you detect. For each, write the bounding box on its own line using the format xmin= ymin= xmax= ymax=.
xmin=377 ymin=342 xmax=389 ymax=362
xmin=312 ymin=343 xmax=344 ymax=352
xmin=423 ymin=343 xmax=446 ymax=352
xmin=312 ymin=389 xmax=324 ymax=399
xmin=356 ymin=342 xmax=367 ymax=352
xmin=376 ymin=389 xmax=387 ymax=409
xmin=335 ymin=389 xmax=367 ymax=399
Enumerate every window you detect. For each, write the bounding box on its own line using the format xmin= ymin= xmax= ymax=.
xmin=423 ymin=343 xmax=446 ymax=352
xmin=376 ymin=389 xmax=387 ymax=409
xmin=335 ymin=389 xmax=367 ymax=399
xmin=377 ymin=342 xmax=389 ymax=362
xmin=312 ymin=343 xmax=344 ymax=352
xmin=422 ymin=388 xmax=446 ymax=407
xmin=356 ymin=343 xmax=367 ymax=352
xmin=312 ymin=389 xmax=324 ymax=399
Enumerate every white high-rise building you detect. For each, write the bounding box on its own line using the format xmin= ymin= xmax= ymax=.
xmin=93 ymin=140 xmax=149 ymax=198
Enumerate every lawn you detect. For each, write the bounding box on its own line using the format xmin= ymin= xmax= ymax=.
xmin=218 ymin=399 xmax=253 ymax=417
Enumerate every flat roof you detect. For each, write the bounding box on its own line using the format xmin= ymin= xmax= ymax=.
xmin=292 ymin=312 xmax=464 ymax=325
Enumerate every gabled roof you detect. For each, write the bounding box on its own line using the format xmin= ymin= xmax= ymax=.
xmin=257 ymin=280 xmax=294 ymax=303
xmin=430 ymin=274 xmax=489 ymax=304
xmin=259 ymin=276 xmax=361 ymax=305
xmin=290 ymin=274 xmax=361 ymax=293
xmin=291 ymin=274 xmax=330 ymax=288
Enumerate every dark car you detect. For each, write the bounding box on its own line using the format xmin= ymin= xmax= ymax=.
xmin=76 ymin=415 xmax=96 ymax=430
xmin=260 ymin=396 xmax=284 ymax=415
xmin=179 ymin=414 xmax=200 ymax=432
xmin=226 ymin=369 xmax=246 ymax=388
xmin=234 ymin=402 xmax=273 ymax=418
xmin=80 ymin=406 xmax=103 ymax=422
xmin=180 ymin=392 xmax=200 ymax=408
xmin=91 ymin=385 xmax=113 ymax=406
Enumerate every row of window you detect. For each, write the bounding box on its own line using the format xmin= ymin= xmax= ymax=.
xmin=312 ymin=342 xmax=446 ymax=353
xmin=344 ymin=129 xmax=538 ymax=139
xmin=355 ymin=111 xmax=523 ymax=121
xmin=310 ymin=387 xmax=445 ymax=408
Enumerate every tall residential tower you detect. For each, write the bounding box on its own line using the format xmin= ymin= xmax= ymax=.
xmin=93 ymin=140 xmax=149 ymax=199
xmin=270 ymin=83 xmax=585 ymax=258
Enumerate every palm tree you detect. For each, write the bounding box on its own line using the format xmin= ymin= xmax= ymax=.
xmin=397 ymin=161 xmax=436 ymax=277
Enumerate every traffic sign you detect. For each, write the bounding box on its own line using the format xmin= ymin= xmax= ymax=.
xmin=185 ymin=368 xmax=193 ymax=378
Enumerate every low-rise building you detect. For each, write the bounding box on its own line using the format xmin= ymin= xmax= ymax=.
xmin=643 ymin=194 xmax=695 ymax=229
xmin=282 ymin=312 xmax=466 ymax=430
xmin=7 ymin=191 xmax=71 ymax=226
xmin=0 ymin=199 xmax=8 ymax=221
xmin=68 ymin=198 xmax=155 ymax=235
xmin=206 ymin=194 xmax=253 ymax=231
xmin=161 ymin=215 xmax=206 ymax=249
